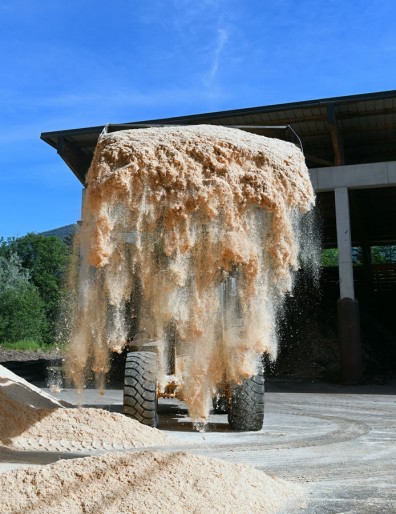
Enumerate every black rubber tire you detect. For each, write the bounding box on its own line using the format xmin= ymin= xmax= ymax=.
xmin=228 ymin=362 xmax=265 ymax=431
xmin=123 ymin=351 xmax=158 ymax=427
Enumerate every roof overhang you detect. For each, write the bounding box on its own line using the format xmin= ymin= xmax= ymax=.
xmin=41 ymin=89 xmax=396 ymax=185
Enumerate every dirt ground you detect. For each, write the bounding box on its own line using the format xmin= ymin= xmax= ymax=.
xmin=1 ymin=367 xmax=395 ymax=513
xmin=0 ymin=349 xmax=62 ymax=363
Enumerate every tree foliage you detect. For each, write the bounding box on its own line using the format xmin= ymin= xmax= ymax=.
xmin=0 ymin=233 xmax=70 ymax=341
xmin=320 ymin=246 xmax=396 ymax=267
xmin=321 ymin=248 xmax=338 ymax=267
xmin=0 ymin=253 xmax=47 ymax=343
xmin=371 ymin=245 xmax=396 ymax=264
xmin=0 ymin=253 xmax=30 ymax=289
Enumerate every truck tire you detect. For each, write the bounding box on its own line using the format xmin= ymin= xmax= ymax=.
xmin=123 ymin=351 xmax=158 ymax=428
xmin=228 ymin=362 xmax=264 ymax=431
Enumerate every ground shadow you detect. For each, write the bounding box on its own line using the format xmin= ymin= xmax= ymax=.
xmin=266 ymin=378 xmax=396 ymax=395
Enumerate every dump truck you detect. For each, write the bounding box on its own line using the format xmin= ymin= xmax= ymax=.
xmin=123 ymin=272 xmax=265 ymax=431
xmin=41 ymin=123 xmax=306 ymax=432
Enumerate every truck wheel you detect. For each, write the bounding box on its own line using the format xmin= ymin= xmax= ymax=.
xmin=228 ymin=362 xmax=264 ymax=431
xmin=124 ymin=351 xmax=158 ymax=428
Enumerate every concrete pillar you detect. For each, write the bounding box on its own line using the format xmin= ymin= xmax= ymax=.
xmin=337 ymin=299 xmax=363 ymax=384
xmin=334 ymin=187 xmax=363 ymax=383
xmin=334 ymin=187 xmax=355 ymax=299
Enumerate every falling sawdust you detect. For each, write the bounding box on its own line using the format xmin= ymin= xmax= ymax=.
xmin=0 ymin=389 xmax=170 ymax=452
xmin=65 ymin=125 xmax=314 ymax=419
xmin=0 ymin=450 xmax=305 ymax=514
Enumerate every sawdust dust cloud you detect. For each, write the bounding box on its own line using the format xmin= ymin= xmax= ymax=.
xmin=65 ymin=125 xmax=315 ymax=420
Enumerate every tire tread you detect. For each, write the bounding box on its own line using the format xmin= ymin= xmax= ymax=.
xmin=228 ymin=361 xmax=265 ymax=431
xmin=123 ymin=351 xmax=158 ymax=427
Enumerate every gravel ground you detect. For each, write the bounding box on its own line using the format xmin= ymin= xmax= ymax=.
xmin=2 ymin=384 xmax=396 ymax=513
xmin=1 ymin=353 xmax=396 ymax=512
xmin=0 ymin=349 xmax=63 ymax=363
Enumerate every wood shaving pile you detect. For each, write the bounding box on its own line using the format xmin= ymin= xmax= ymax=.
xmin=0 ymin=450 xmax=305 ymax=513
xmin=0 ymin=390 xmax=170 ymax=452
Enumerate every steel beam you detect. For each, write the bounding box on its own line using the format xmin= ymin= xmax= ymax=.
xmin=327 ymin=104 xmax=344 ymax=166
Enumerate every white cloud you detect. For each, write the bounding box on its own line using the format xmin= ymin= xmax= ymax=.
xmin=205 ymin=27 xmax=229 ymax=86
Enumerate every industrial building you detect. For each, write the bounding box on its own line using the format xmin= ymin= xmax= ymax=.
xmin=41 ymin=89 xmax=396 ymax=384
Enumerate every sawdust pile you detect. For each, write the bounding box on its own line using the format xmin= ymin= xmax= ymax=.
xmin=65 ymin=125 xmax=315 ymax=419
xmin=0 ymin=389 xmax=170 ymax=452
xmin=0 ymin=450 xmax=305 ymax=514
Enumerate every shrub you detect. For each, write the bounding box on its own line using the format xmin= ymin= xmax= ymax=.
xmin=0 ymin=282 xmax=48 ymax=343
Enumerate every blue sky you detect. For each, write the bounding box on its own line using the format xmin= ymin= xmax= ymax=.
xmin=1 ymin=0 xmax=395 ymax=239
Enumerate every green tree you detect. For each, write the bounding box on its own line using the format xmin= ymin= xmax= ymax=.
xmin=0 ymin=233 xmax=70 ymax=340
xmin=0 ymin=252 xmax=30 ymax=288
xmin=371 ymin=246 xmax=389 ymax=264
xmin=321 ymin=248 xmax=338 ymax=267
xmin=0 ymin=254 xmax=47 ymax=343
